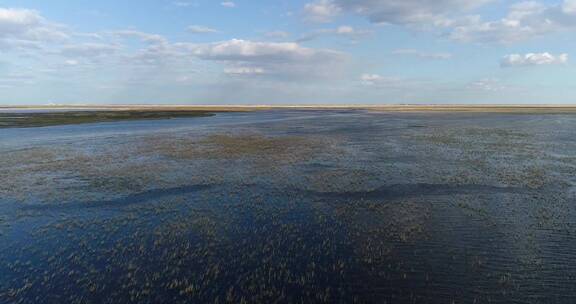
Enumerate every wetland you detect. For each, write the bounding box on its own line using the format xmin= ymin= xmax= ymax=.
xmin=0 ymin=110 xmax=221 ymax=129
xmin=1 ymin=109 xmax=576 ymax=303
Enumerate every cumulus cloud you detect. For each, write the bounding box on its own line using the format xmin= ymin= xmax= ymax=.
xmin=501 ymin=53 xmax=568 ymax=67
xmin=190 ymin=39 xmax=342 ymax=62
xmin=307 ymin=0 xmax=493 ymax=26
xmin=444 ymin=1 xmax=576 ymax=43
xmin=0 ymin=8 xmax=42 ymax=35
xmin=48 ymin=28 xmax=346 ymax=80
xmin=304 ymin=0 xmax=341 ymax=23
xmin=188 ymin=39 xmax=346 ymax=79
xmin=449 ymin=2 xmax=552 ymax=43
xmin=188 ymin=25 xmax=219 ymax=34
xmin=0 ymin=8 xmax=68 ymax=48
xmin=303 ymin=0 xmax=576 ymax=44
xmin=392 ymin=49 xmax=453 ymax=60
xmin=0 ymin=5 xmax=355 ymax=102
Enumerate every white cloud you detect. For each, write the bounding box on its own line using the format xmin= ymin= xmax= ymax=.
xmin=60 ymin=43 xmax=120 ymax=57
xmin=563 ymin=0 xmax=576 ymax=14
xmin=501 ymin=52 xmax=568 ymax=67
xmin=304 ymin=0 xmax=341 ymax=23
xmin=64 ymin=59 xmax=79 ymax=66
xmin=449 ymin=1 xmax=576 ymax=43
xmin=468 ymin=78 xmax=507 ymax=91
xmin=0 ymin=7 xmax=352 ymax=99
xmin=221 ymin=2 xmax=236 ymax=8
xmin=0 ymin=8 xmax=68 ymax=48
xmin=302 ymin=0 xmax=576 ymax=44
xmin=360 ymin=74 xmax=405 ymax=88
xmin=392 ymin=49 xmax=453 ymax=60
xmin=335 ymin=25 xmax=354 ymax=34
xmin=297 ymin=25 xmax=371 ymax=42
xmin=188 ymin=25 xmax=219 ymax=34
xmin=0 ymin=8 xmax=44 ymax=36
xmin=449 ymin=3 xmax=551 ymax=43
xmin=107 ymin=30 xmax=177 ymax=67
xmin=190 ymin=39 xmax=342 ymax=62
xmin=111 ymin=30 xmax=168 ymax=45
xmin=315 ymin=0 xmax=493 ymax=26
xmin=188 ymin=39 xmax=346 ymax=79
xmin=224 ymin=67 xmax=266 ymax=76
xmin=172 ymin=1 xmax=198 ymax=8
xmin=361 ymin=73 xmax=385 ymax=84
xmin=89 ymin=30 xmax=186 ymax=69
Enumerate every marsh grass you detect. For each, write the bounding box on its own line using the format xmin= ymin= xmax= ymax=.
xmin=0 ymin=111 xmax=216 ymax=128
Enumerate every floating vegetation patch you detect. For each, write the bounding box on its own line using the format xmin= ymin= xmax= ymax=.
xmin=140 ymin=133 xmax=337 ymax=164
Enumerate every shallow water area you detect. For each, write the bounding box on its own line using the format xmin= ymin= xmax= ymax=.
xmin=1 ymin=110 xmax=576 ymax=303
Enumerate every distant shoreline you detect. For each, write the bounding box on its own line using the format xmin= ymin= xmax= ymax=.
xmin=0 ymin=110 xmax=219 ymax=129
xmin=3 ymin=104 xmax=576 ymax=114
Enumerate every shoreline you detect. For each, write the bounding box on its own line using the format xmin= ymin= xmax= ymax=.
xmin=3 ymin=104 xmax=576 ymax=113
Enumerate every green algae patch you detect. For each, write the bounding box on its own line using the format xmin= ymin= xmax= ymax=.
xmin=0 ymin=110 xmax=217 ymax=128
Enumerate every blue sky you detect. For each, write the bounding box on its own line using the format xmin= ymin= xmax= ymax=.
xmin=0 ymin=0 xmax=575 ymax=105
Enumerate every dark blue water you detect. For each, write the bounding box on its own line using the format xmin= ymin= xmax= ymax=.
xmin=1 ymin=110 xmax=576 ymax=303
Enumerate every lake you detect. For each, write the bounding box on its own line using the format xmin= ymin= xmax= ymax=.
xmin=1 ymin=110 xmax=576 ymax=303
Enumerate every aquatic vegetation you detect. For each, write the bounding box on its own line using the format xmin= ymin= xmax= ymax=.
xmin=139 ymin=133 xmax=337 ymax=165
xmin=0 ymin=110 xmax=221 ymax=128
xmin=1 ymin=110 xmax=576 ymax=303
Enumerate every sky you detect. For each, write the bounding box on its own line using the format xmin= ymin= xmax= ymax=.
xmin=0 ymin=0 xmax=575 ymax=105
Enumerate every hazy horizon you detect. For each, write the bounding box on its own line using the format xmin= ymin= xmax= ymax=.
xmin=1 ymin=0 xmax=576 ymax=105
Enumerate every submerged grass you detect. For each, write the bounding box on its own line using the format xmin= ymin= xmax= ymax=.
xmin=2 ymin=111 xmax=576 ymax=303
